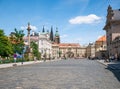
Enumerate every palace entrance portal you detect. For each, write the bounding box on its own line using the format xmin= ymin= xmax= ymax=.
xmin=65 ymin=51 xmax=74 ymax=58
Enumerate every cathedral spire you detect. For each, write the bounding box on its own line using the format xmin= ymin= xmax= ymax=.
xmin=50 ymin=26 xmax=54 ymax=41
xmin=42 ymin=25 xmax=45 ymax=33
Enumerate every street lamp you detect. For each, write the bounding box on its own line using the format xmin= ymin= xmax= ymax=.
xmin=49 ymin=49 xmax=50 ymax=60
xmin=44 ymin=48 xmax=47 ymax=61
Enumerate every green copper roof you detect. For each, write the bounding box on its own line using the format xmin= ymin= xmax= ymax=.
xmin=55 ymin=29 xmax=59 ymax=37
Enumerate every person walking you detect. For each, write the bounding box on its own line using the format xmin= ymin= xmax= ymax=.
xmin=0 ymin=56 xmax=2 ymax=63
xmin=13 ymin=53 xmax=17 ymax=63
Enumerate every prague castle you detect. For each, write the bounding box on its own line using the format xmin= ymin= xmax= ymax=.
xmin=24 ymin=25 xmax=86 ymax=59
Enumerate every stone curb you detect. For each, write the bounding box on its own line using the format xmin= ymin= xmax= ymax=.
xmin=0 ymin=59 xmax=60 ymax=69
xmin=96 ymin=60 xmax=119 ymax=70
xmin=96 ymin=60 xmax=108 ymax=66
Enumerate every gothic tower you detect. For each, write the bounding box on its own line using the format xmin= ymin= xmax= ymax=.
xmin=42 ymin=25 xmax=45 ymax=33
xmin=50 ymin=26 xmax=54 ymax=42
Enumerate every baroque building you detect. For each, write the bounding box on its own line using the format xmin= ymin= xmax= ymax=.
xmin=52 ymin=43 xmax=86 ymax=59
xmin=38 ymin=26 xmax=52 ymax=59
xmin=52 ymin=30 xmax=86 ymax=59
xmin=24 ymin=26 xmax=52 ymax=59
xmin=103 ymin=5 xmax=120 ymax=60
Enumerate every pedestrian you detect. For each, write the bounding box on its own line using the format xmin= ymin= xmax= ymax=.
xmin=13 ymin=53 xmax=17 ymax=63
xmin=111 ymin=55 xmax=115 ymax=62
xmin=0 ymin=56 xmax=2 ymax=63
xmin=109 ymin=55 xmax=112 ymax=62
xmin=34 ymin=56 xmax=37 ymax=62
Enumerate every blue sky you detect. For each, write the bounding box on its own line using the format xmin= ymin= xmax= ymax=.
xmin=0 ymin=0 xmax=120 ymax=45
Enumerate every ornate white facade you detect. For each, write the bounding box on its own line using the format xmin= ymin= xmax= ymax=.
xmin=24 ymin=31 xmax=52 ymax=59
xmin=38 ymin=32 xmax=52 ymax=59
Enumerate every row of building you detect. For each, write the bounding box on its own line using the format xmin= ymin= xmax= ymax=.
xmin=23 ymin=24 xmax=106 ymax=59
xmin=23 ymin=5 xmax=120 ymax=60
xmin=85 ymin=5 xmax=120 ymax=61
xmin=24 ymin=25 xmax=86 ymax=59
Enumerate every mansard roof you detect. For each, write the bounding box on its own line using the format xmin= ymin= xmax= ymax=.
xmin=59 ymin=43 xmax=80 ymax=47
xmin=52 ymin=43 xmax=81 ymax=48
xmin=112 ymin=9 xmax=120 ymax=20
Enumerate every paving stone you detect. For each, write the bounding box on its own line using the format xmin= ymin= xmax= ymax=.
xmin=0 ymin=59 xmax=120 ymax=89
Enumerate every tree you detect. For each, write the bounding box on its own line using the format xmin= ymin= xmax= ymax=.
xmin=30 ymin=41 xmax=41 ymax=60
xmin=0 ymin=29 xmax=13 ymax=57
xmin=0 ymin=30 xmax=4 ymax=36
xmin=9 ymin=28 xmax=25 ymax=55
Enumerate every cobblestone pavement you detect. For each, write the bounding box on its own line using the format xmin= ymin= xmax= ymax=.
xmin=0 ymin=59 xmax=120 ymax=89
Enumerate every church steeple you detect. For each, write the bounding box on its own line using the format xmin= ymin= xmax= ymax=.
xmin=106 ymin=5 xmax=114 ymax=24
xmin=108 ymin=5 xmax=112 ymax=12
xmin=55 ymin=27 xmax=59 ymax=37
xmin=50 ymin=26 xmax=54 ymax=42
xmin=54 ymin=27 xmax=60 ymax=44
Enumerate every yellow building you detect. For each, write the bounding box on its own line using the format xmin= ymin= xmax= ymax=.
xmin=52 ymin=43 xmax=86 ymax=59
xmin=95 ymin=35 xmax=107 ymax=59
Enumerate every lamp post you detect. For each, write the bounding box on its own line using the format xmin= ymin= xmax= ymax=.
xmin=49 ymin=49 xmax=50 ymax=60
xmin=44 ymin=48 xmax=46 ymax=61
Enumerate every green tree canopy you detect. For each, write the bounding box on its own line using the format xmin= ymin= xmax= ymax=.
xmin=31 ymin=41 xmax=41 ymax=59
xmin=10 ymin=28 xmax=25 ymax=55
xmin=0 ymin=30 xmax=4 ymax=36
xmin=0 ymin=29 xmax=13 ymax=57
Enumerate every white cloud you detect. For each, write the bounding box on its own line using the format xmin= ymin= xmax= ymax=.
xmin=60 ymin=34 xmax=68 ymax=38
xmin=69 ymin=14 xmax=101 ymax=24
xmin=21 ymin=25 xmax=37 ymax=31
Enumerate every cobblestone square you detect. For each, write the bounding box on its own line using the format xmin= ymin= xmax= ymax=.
xmin=0 ymin=59 xmax=120 ymax=89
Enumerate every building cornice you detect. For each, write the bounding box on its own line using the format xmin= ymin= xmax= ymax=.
xmin=111 ymin=20 xmax=120 ymax=25
xmin=103 ymin=20 xmax=120 ymax=30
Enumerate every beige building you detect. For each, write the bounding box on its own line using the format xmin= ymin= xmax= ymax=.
xmin=103 ymin=5 xmax=120 ymax=60
xmin=85 ymin=36 xmax=107 ymax=59
xmin=95 ymin=35 xmax=107 ymax=59
xmin=52 ymin=43 xmax=86 ymax=59
xmin=86 ymin=43 xmax=95 ymax=58
xmin=112 ymin=36 xmax=120 ymax=59
xmin=52 ymin=28 xmax=87 ymax=59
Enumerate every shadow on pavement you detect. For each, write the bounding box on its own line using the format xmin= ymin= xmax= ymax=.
xmin=106 ymin=63 xmax=120 ymax=82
